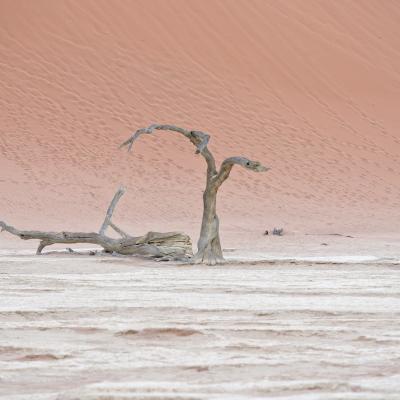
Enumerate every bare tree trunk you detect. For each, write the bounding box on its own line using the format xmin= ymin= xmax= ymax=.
xmin=194 ymin=187 xmax=223 ymax=265
xmin=121 ymin=125 xmax=269 ymax=265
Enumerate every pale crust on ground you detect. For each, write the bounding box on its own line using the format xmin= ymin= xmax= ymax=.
xmin=1 ymin=255 xmax=399 ymax=399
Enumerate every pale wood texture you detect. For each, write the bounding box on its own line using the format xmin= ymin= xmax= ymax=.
xmin=0 ymin=187 xmax=193 ymax=260
xmin=99 ymin=185 xmax=127 ymax=236
xmin=121 ymin=124 xmax=269 ymax=265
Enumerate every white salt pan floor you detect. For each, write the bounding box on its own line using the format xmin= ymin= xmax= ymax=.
xmin=0 ymin=254 xmax=400 ymax=399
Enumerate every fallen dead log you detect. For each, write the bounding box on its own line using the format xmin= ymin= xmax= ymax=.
xmin=0 ymin=187 xmax=193 ymax=261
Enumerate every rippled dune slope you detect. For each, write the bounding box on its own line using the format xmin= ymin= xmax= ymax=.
xmin=1 ymin=0 xmax=400 ymax=240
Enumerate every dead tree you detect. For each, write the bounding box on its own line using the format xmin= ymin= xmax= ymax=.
xmin=0 ymin=186 xmax=192 ymax=260
xmin=121 ymin=124 xmax=269 ymax=265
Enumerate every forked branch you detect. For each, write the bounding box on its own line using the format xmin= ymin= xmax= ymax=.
xmin=213 ymin=157 xmax=269 ymax=188
xmin=99 ymin=185 xmax=127 ymax=236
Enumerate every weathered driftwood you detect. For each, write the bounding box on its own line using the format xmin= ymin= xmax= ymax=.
xmin=0 ymin=187 xmax=193 ymax=260
xmin=121 ymin=124 xmax=269 ymax=265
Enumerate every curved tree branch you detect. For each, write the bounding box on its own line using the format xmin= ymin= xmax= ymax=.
xmin=121 ymin=124 xmax=217 ymax=179
xmin=213 ymin=157 xmax=269 ymax=188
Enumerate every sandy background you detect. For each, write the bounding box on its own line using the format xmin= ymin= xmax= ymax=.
xmin=1 ymin=0 xmax=400 ymax=250
xmin=1 ymin=3 xmax=400 ymax=398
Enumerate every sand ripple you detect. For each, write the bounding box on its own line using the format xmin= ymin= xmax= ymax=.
xmin=117 ymin=328 xmax=202 ymax=338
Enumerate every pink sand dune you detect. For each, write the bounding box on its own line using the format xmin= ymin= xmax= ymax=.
xmin=1 ymin=0 xmax=399 ymax=244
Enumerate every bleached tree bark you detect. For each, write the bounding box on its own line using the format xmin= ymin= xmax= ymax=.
xmin=99 ymin=185 xmax=129 ymax=237
xmin=121 ymin=124 xmax=269 ymax=265
xmin=0 ymin=187 xmax=192 ymax=259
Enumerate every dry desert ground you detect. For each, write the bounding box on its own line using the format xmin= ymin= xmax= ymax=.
xmin=1 ymin=0 xmax=400 ymax=398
